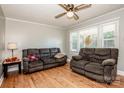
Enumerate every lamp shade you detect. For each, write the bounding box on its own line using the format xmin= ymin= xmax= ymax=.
xmin=7 ymin=42 xmax=17 ymax=50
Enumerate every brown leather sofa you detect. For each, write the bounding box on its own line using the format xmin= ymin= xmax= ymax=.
xmin=70 ymin=48 xmax=118 ymax=84
xmin=23 ymin=48 xmax=67 ymax=73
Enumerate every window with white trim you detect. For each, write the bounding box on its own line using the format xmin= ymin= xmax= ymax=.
xmin=70 ymin=20 xmax=119 ymax=52
xmin=102 ymin=22 xmax=118 ymax=48
xmin=70 ymin=32 xmax=78 ymax=51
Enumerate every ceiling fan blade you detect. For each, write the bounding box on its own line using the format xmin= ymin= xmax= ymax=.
xmin=74 ymin=4 xmax=92 ymax=12
xmin=73 ymin=13 xmax=79 ymax=20
xmin=58 ymin=4 xmax=69 ymax=11
xmin=74 ymin=4 xmax=85 ymax=9
xmin=55 ymin=12 xmax=66 ymax=18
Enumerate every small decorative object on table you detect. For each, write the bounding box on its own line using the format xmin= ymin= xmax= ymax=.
xmin=5 ymin=57 xmax=19 ymax=62
xmin=3 ymin=57 xmax=21 ymax=78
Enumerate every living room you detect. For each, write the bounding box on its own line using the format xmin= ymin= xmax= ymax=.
xmin=0 ymin=1 xmax=124 ymax=90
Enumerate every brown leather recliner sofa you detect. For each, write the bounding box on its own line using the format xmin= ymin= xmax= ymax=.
xmin=70 ymin=48 xmax=118 ymax=84
xmin=23 ymin=48 xmax=67 ymax=73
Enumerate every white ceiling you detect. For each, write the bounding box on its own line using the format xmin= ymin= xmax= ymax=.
xmin=1 ymin=4 xmax=124 ymax=28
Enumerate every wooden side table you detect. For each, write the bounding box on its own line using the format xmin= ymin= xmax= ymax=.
xmin=3 ymin=60 xmax=22 ymax=78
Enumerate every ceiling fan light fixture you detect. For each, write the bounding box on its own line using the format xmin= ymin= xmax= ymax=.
xmin=66 ymin=11 xmax=74 ymax=18
xmin=56 ymin=4 xmax=92 ymax=20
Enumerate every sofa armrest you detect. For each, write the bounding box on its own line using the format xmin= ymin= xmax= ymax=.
xmin=23 ymin=57 xmax=29 ymax=74
xmin=102 ymin=59 xmax=116 ymax=66
xmin=72 ymin=55 xmax=83 ymax=61
xmin=63 ymin=55 xmax=67 ymax=59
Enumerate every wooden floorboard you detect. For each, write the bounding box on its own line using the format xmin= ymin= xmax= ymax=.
xmin=1 ymin=64 xmax=124 ymax=88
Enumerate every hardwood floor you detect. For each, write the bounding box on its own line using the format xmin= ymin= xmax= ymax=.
xmin=1 ymin=64 xmax=124 ymax=88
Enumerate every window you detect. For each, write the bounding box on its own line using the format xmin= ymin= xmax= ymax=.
xmin=79 ymin=27 xmax=98 ymax=48
xmin=70 ymin=32 xmax=78 ymax=51
xmin=102 ymin=22 xmax=118 ymax=48
xmin=70 ymin=20 xmax=119 ymax=52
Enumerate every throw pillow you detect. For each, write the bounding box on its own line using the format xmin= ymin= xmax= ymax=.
xmin=28 ymin=54 xmax=40 ymax=62
xmin=54 ymin=53 xmax=65 ymax=58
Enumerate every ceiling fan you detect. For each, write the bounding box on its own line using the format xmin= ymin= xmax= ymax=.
xmin=55 ymin=4 xmax=92 ymax=20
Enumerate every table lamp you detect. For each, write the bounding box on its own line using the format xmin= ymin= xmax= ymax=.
xmin=7 ymin=42 xmax=17 ymax=57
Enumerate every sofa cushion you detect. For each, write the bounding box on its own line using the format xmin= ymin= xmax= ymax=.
xmin=40 ymin=48 xmax=50 ymax=58
xmin=43 ymin=63 xmax=63 ymax=69
xmin=71 ymin=67 xmax=85 ymax=75
xmin=79 ymin=48 xmax=94 ymax=61
xmin=83 ymin=48 xmax=95 ymax=55
xmin=50 ymin=48 xmax=60 ymax=57
xmin=29 ymin=66 xmax=43 ymax=73
xmin=28 ymin=49 xmax=40 ymax=55
xmin=72 ymin=55 xmax=83 ymax=61
xmin=90 ymin=48 xmax=111 ymax=63
xmin=71 ymin=60 xmax=90 ymax=69
xmin=55 ymin=56 xmax=66 ymax=62
xmin=95 ymin=48 xmax=111 ymax=56
xmin=85 ymin=62 xmax=104 ymax=75
xmin=29 ymin=61 xmax=43 ymax=68
xmin=42 ymin=58 xmax=56 ymax=65
xmin=90 ymin=54 xmax=111 ymax=64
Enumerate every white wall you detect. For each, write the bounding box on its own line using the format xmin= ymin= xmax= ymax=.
xmin=5 ymin=18 xmax=67 ymax=59
xmin=67 ymin=8 xmax=124 ymax=72
xmin=0 ymin=6 xmax=5 ymax=77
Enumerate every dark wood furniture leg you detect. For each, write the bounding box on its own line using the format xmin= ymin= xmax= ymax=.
xmin=18 ymin=63 xmax=21 ymax=73
xmin=3 ymin=65 xmax=8 ymax=78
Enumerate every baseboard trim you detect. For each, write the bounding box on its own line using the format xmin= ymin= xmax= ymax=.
xmin=117 ymin=70 xmax=124 ymax=76
xmin=0 ymin=74 xmax=4 ymax=87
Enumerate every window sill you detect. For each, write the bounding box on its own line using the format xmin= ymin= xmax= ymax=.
xmin=70 ymin=51 xmax=79 ymax=53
